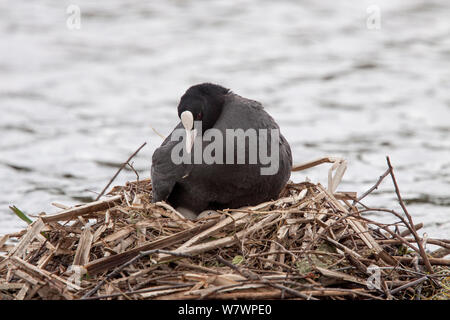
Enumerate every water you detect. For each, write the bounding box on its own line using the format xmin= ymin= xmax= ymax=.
xmin=0 ymin=0 xmax=449 ymax=239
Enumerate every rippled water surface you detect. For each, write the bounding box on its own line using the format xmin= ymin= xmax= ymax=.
xmin=0 ymin=0 xmax=449 ymax=238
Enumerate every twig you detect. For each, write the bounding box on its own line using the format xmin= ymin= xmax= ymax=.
xmin=431 ymin=248 xmax=450 ymax=259
xmin=377 ymin=238 xmax=450 ymax=250
xmin=386 ymin=156 xmax=433 ymax=273
xmin=41 ymin=195 xmax=122 ymax=223
xmin=216 ymin=255 xmax=258 ymax=280
xmin=393 ymin=256 xmax=450 ymax=266
xmin=390 ymin=276 xmax=428 ymax=295
xmin=216 ymin=255 xmax=317 ymax=300
xmin=81 ymin=249 xmax=191 ymax=299
xmin=95 ymin=142 xmax=147 ymax=201
xmin=400 ymin=223 xmax=423 ymax=237
xmin=83 ymin=283 xmax=193 ymax=300
xmin=127 ymin=161 xmax=140 ymax=182
xmin=150 ymin=126 xmax=166 ymax=140
xmin=353 ymin=213 xmax=421 ymax=254
xmin=292 ymin=157 xmax=338 ymax=172
xmin=355 ymin=168 xmax=390 ymax=204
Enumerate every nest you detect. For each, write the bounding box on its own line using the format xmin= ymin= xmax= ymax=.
xmin=0 ymin=159 xmax=449 ymax=300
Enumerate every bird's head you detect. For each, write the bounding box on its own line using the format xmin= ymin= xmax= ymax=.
xmin=177 ymin=83 xmax=229 ymax=152
xmin=178 ymin=83 xmax=229 ymax=130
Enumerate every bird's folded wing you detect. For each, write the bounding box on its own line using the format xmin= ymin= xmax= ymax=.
xmin=151 ymin=126 xmax=190 ymax=202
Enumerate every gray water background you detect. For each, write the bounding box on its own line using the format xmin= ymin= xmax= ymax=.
xmin=0 ymin=0 xmax=449 ymax=239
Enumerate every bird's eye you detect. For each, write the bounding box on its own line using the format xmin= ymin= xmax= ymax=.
xmin=197 ymin=112 xmax=202 ymax=120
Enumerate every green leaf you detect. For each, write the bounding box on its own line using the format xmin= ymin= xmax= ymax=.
xmin=232 ymin=255 xmax=244 ymax=265
xmin=9 ymin=206 xmax=33 ymax=224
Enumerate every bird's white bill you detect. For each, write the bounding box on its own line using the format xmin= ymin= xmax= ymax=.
xmin=185 ymin=128 xmax=197 ymax=153
xmin=181 ymin=111 xmax=194 ymax=130
xmin=181 ymin=111 xmax=196 ymax=154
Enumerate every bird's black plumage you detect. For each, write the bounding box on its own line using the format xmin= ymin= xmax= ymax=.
xmin=151 ymin=83 xmax=292 ymax=217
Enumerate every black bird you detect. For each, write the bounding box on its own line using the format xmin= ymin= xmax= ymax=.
xmin=151 ymin=83 xmax=292 ymax=219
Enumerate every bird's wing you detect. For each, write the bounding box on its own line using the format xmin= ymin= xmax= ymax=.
xmin=280 ymin=133 xmax=293 ymax=167
xmin=150 ymin=124 xmax=190 ymax=202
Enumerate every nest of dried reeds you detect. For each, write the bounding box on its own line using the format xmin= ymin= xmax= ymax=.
xmin=0 ymin=157 xmax=449 ymax=300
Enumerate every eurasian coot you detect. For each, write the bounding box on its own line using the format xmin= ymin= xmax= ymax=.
xmin=151 ymin=83 xmax=292 ymax=219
